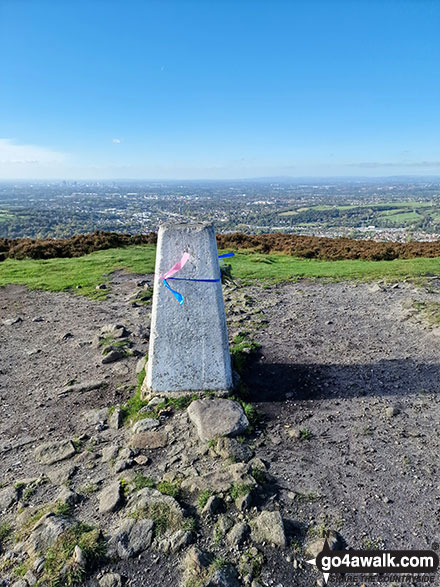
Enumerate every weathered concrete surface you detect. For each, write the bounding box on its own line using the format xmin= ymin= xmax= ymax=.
xmin=143 ymin=222 xmax=232 ymax=397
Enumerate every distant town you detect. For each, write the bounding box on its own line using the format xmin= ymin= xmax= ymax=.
xmin=1 ymin=178 xmax=440 ymax=241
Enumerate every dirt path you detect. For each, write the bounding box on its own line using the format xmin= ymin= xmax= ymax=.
xmin=1 ymin=275 xmax=440 ymax=586
xmin=245 ymin=280 xmax=440 ymax=558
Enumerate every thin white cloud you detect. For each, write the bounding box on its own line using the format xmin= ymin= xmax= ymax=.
xmin=112 ymin=138 xmax=122 ymax=144
xmin=348 ymin=160 xmax=440 ymax=169
xmin=0 ymin=138 xmax=66 ymax=165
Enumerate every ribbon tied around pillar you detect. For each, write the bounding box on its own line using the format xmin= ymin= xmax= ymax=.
xmin=158 ymin=252 xmax=235 ymax=305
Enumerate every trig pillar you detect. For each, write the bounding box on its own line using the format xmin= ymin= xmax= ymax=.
xmin=142 ymin=221 xmax=233 ymax=398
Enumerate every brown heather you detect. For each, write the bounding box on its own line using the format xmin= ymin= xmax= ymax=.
xmin=1 ymin=230 xmax=440 ymax=262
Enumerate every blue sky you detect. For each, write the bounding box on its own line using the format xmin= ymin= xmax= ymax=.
xmin=0 ymin=0 xmax=439 ymax=179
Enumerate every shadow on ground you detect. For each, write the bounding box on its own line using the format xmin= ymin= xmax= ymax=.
xmin=243 ymin=356 xmax=440 ymax=402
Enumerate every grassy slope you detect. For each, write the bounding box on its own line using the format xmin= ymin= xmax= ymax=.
xmin=0 ymin=244 xmax=440 ymax=298
xmin=0 ymin=246 xmax=156 ymax=299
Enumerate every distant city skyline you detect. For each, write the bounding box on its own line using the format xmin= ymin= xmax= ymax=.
xmin=1 ymin=0 xmax=439 ymax=180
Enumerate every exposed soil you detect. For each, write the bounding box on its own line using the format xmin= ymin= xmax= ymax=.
xmin=1 ymin=273 xmax=440 ymax=586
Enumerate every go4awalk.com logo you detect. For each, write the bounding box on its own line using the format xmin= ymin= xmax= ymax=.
xmin=306 ymin=539 xmax=439 ymax=584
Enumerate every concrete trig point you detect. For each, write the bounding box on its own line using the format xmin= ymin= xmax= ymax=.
xmin=142 ymin=221 xmax=233 ymax=399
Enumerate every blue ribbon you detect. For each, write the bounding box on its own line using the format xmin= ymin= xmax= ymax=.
xmin=163 ymin=252 xmax=234 ymax=304
xmin=162 ymin=278 xmax=184 ymax=305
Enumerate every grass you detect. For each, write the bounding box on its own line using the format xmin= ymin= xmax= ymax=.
xmin=210 ymin=557 xmax=227 ymax=571
xmin=295 ymin=491 xmax=321 ymax=502
xmin=40 ymin=522 xmax=106 ymax=586
xmin=78 ymin=482 xmax=99 ymax=495
xmin=99 ymin=336 xmax=131 ymax=355
xmin=133 ymin=473 xmax=156 ymax=491
xmin=1 ymin=244 xmax=440 ymax=300
xmin=155 ymin=394 xmax=201 ymax=412
xmin=229 ymin=396 xmax=261 ymax=430
xmin=251 ymin=467 xmax=266 ymax=485
xmin=15 ymin=506 xmax=52 ymax=542
xmin=378 ymin=210 xmax=421 ymax=223
xmin=0 ymin=522 xmax=12 ymax=547
xmin=112 ymin=370 xmax=202 ymax=427
xmin=230 ymin=250 xmax=440 ymax=282
xmin=23 ymin=486 xmax=37 ymax=501
xmin=116 ymin=368 xmax=150 ymax=424
xmin=213 ymin=522 xmax=224 ymax=545
xmin=156 ymin=480 xmax=182 ymax=500
xmin=299 ymin=428 xmax=312 ymax=441
xmin=181 ymin=516 xmax=197 ymax=532
xmin=53 ymin=501 xmax=73 ymax=516
xmin=230 ymin=483 xmax=254 ymax=500
xmin=120 ymin=478 xmax=130 ymax=499
xmin=197 ymin=489 xmax=213 ymax=509
xmin=0 ymin=245 xmax=156 ymax=299
xmin=132 ymin=288 xmax=153 ymax=304
xmin=280 ymin=201 xmax=436 ymax=216
xmin=131 ymin=502 xmax=181 ymax=537
xmin=239 ymin=548 xmax=264 ymax=579
xmin=362 ymin=536 xmax=385 ymax=550
xmin=230 ymin=332 xmax=261 ymax=374
xmin=412 ymin=300 xmax=440 ymax=326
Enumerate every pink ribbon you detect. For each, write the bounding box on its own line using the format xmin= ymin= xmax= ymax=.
xmin=157 ymin=253 xmax=190 ymax=304
xmin=159 ymin=252 xmax=190 ymax=279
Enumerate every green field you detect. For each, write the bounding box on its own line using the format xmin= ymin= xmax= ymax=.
xmin=0 ymin=210 xmax=14 ymax=223
xmin=1 ymin=244 xmax=440 ymax=299
xmin=279 ymin=201 xmax=437 ymax=221
xmin=377 ymin=210 xmax=422 ymax=224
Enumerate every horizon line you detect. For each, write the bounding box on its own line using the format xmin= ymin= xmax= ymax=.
xmin=2 ymin=174 xmax=440 ymax=183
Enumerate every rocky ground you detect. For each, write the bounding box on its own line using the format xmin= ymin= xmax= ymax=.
xmin=1 ymin=272 xmax=440 ymax=586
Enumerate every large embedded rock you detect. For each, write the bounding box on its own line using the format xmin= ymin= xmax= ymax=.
xmin=202 ymin=495 xmax=222 ymax=516
xmin=305 ymin=530 xmax=342 ymax=559
xmin=82 ymin=408 xmax=108 ymax=427
xmin=34 ymin=440 xmax=76 ymax=465
xmin=107 ymin=518 xmax=154 ymax=559
xmin=3 ymin=316 xmax=23 ymax=326
xmin=99 ymin=481 xmax=122 ymax=514
xmin=102 ymin=349 xmax=125 ymax=364
xmin=99 ymin=573 xmax=122 ymax=587
xmin=0 ymin=485 xmax=18 ymax=511
xmin=157 ymin=529 xmax=194 ymax=553
xmin=184 ymin=546 xmax=212 ymax=585
xmin=26 ymin=513 xmax=73 ymax=556
xmin=130 ymin=430 xmax=168 ymax=449
xmin=227 ymin=522 xmax=250 ymax=547
xmin=101 ymin=324 xmax=130 ymax=338
xmin=187 ymin=399 xmax=249 ymax=442
xmin=215 ymin=437 xmax=253 ymax=462
xmin=56 ymin=486 xmax=80 ymax=506
xmin=127 ymin=487 xmax=183 ymax=519
xmin=181 ymin=462 xmax=256 ymax=493
xmin=251 ymin=510 xmax=286 ymax=548
xmin=132 ymin=418 xmax=160 ymax=434
xmin=101 ymin=444 xmax=119 ymax=463
xmin=207 ymin=565 xmax=240 ymax=587
xmin=46 ymin=464 xmax=77 ymax=485
xmin=58 ymin=380 xmax=105 ymax=396
xmin=109 ymin=407 xmax=123 ymax=429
